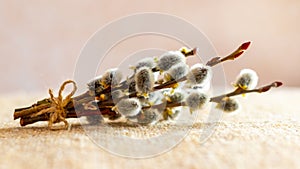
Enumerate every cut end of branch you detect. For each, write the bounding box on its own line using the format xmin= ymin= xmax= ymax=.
xmin=20 ymin=118 xmax=26 ymax=126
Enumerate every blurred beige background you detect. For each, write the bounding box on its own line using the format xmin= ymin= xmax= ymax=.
xmin=0 ymin=0 xmax=299 ymax=94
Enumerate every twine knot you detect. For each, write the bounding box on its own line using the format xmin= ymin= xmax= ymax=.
xmin=32 ymin=80 xmax=77 ymax=129
xmin=48 ymin=80 xmax=77 ymax=129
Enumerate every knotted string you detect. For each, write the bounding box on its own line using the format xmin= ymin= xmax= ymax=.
xmin=31 ymin=80 xmax=77 ymax=129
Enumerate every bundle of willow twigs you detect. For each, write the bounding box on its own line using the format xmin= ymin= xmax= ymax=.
xmin=13 ymin=42 xmax=282 ymax=129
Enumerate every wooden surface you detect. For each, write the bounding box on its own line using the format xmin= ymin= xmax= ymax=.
xmin=0 ymin=88 xmax=300 ymax=169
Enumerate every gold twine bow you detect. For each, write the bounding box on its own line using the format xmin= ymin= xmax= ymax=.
xmin=32 ymin=80 xmax=77 ymax=129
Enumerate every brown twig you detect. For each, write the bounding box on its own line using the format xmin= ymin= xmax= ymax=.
xmin=19 ymin=81 xmax=282 ymax=126
xmin=210 ymin=81 xmax=283 ymax=103
xmin=206 ymin=42 xmax=251 ymax=67
xmin=13 ymin=74 xmax=186 ymax=126
xmin=20 ymin=108 xmax=114 ymax=126
xmin=13 ymin=91 xmax=93 ymax=120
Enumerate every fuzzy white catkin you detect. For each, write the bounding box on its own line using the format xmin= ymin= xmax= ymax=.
xmin=135 ymin=66 xmax=154 ymax=95
xmin=126 ymin=77 xmax=136 ymax=93
xmin=165 ymin=62 xmax=189 ymax=81
xmin=138 ymin=91 xmax=163 ymax=107
xmin=87 ymin=75 xmax=102 ymax=85
xmin=187 ymin=63 xmax=212 ymax=87
xmin=234 ymin=69 xmax=258 ymax=90
xmin=157 ymin=51 xmax=186 ymax=71
xmin=115 ymin=98 xmax=141 ymax=117
xmin=216 ymin=97 xmax=239 ymax=113
xmin=87 ymin=75 xmax=105 ymax=95
xmin=101 ymin=68 xmax=123 ymax=87
xmin=87 ymin=75 xmax=101 ymax=89
xmin=137 ymin=108 xmax=161 ymax=125
xmin=148 ymin=91 xmax=164 ymax=104
xmin=185 ymin=91 xmax=208 ymax=111
xmin=111 ymin=89 xmax=125 ymax=103
xmin=135 ymin=57 xmax=156 ymax=71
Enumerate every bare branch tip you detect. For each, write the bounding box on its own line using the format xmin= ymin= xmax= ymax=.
xmin=273 ymin=81 xmax=283 ymax=87
xmin=240 ymin=41 xmax=251 ymax=50
xmin=260 ymin=81 xmax=283 ymax=93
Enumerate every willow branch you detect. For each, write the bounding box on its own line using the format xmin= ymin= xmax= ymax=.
xmin=19 ymin=81 xmax=282 ymax=127
xmin=14 ymin=91 xmax=93 ymax=120
xmin=206 ymin=42 xmax=251 ymax=67
xmin=210 ymin=81 xmax=283 ymax=103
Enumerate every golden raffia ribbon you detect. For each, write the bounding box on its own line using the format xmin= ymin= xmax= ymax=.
xmin=31 ymin=80 xmax=77 ymax=129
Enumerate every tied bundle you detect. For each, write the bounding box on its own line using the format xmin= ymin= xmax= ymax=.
xmin=13 ymin=42 xmax=282 ymax=129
